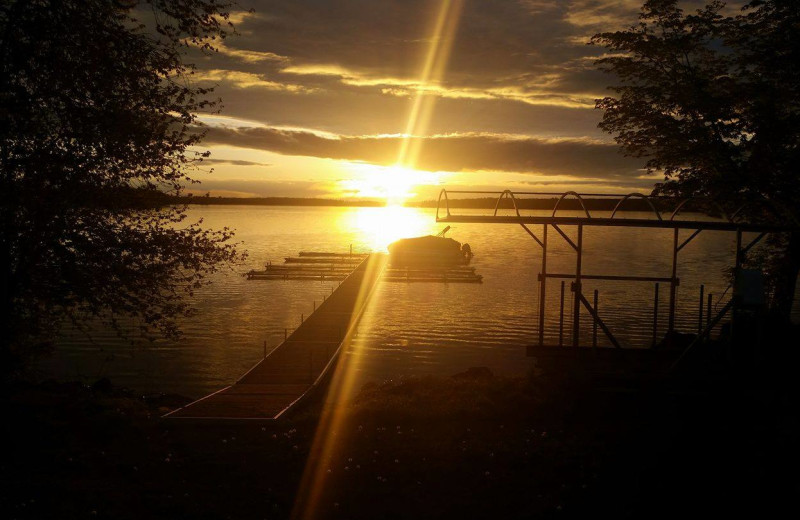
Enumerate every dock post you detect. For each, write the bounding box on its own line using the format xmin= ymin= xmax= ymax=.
xmin=285 ymin=328 xmax=288 ymax=341
xmin=558 ymin=280 xmax=565 ymax=347
xmin=733 ymin=229 xmax=743 ymax=341
xmin=698 ymin=284 xmax=705 ymax=336
xmin=313 ymin=301 xmax=316 ymax=312
xmin=301 ymin=313 xmax=304 ymax=324
xmin=592 ymin=289 xmax=598 ymax=349
xmin=668 ymin=228 xmax=679 ymax=333
xmin=652 ymin=283 xmax=659 ymax=347
xmin=706 ymin=293 xmax=712 ymax=340
xmin=572 ymin=225 xmax=583 ymax=347
xmin=538 ymin=224 xmax=548 ymax=347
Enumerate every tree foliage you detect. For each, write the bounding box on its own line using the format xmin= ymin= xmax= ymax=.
xmin=592 ymin=0 xmax=800 ymax=317
xmin=0 ymin=0 xmax=244 ymax=370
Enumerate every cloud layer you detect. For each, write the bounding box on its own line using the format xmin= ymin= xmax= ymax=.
xmin=202 ymin=125 xmax=643 ymax=178
xmin=183 ymin=1 xmax=735 ymax=196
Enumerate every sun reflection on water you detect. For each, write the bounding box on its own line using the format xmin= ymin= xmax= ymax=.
xmin=340 ymin=205 xmax=437 ymax=252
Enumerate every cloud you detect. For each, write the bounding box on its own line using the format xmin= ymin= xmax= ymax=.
xmin=214 ymin=41 xmax=288 ymax=63
xmin=200 ymin=158 xmax=272 ymax=167
xmin=564 ymin=1 xmax=744 ymax=32
xmin=201 ymin=125 xmax=644 ymax=179
xmin=194 ymin=69 xmax=315 ymax=92
xmin=283 ymin=63 xmax=598 ymax=108
xmin=564 ymin=0 xmax=642 ymax=30
xmin=519 ymin=0 xmax=560 ymax=15
xmin=186 ymin=179 xmax=336 ymax=198
xmin=186 ymin=0 xmax=672 ymax=138
xmin=184 ymin=1 xmax=749 ymax=193
xmin=226 ymin=10 xmax=260 ymax=27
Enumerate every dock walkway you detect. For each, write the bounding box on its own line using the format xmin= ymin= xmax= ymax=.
xmin=165 ymin=253 xmax=387 ymax=421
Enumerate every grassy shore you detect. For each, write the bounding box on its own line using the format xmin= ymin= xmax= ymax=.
xmin=2 ymin=358 xmax=799 ymax=519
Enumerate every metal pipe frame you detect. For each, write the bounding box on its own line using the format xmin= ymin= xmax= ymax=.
xmin=434 ymin=189 xmax=795 ymax=233
xmin=542 ymin=273 xmax=675 ymax=283
xmin=438 ymin=214 xmax=789 ymax=232
xmin=578 ymin=292 xmax=621 ymax=349
xmin=611 ymin=192 xmax=662 ymax=220
xmin=669 ymin=228 xmax=679 ymax=332
xmin=538 ymin=224 xmax=547 ymax=347
xmin=572 ymin=225 xmax=583 ymax=347
xmin=448 ymin=188 xmax=797 ymax=351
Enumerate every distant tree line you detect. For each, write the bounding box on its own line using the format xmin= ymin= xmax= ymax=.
xmin=162 ymin=194 xmax=710 ymax=213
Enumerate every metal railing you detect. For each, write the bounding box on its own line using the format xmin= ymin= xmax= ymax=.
xmin=435 ymin=189 xmax=794 ymax=230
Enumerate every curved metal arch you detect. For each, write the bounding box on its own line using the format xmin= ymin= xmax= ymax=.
xmin=610 ymin=193 xmax=662 ymax=220
xmin=669 ymin=196 xmax=732 ymax=222
xmin=436 ymin=189 xmax=451 ymax=220
xmin=552 ymin=191 xmax=591 ymax=218
xmin=493 ymin=190 xmax=522 ymax=217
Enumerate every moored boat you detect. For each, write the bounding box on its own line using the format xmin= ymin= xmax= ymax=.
xmin=387 ymin=234 xmax=473 ymax=267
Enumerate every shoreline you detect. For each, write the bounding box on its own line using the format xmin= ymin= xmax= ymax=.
xmin=173 ymin=195 xmax=703 ymax=213
xmin=4 ymin=356 xmax=799 ymax=519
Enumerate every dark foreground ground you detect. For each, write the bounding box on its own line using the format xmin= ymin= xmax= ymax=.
xmin=2 ymin=346 xmax=800 ymax=519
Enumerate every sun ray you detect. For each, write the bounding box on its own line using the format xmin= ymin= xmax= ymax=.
xmin=291 ymin=4 xmax=465 ymax=518
xmin=396 ymin=0 xmax=465 ymax=172
xmin=340 ymin=163 xmax=442 ymax=206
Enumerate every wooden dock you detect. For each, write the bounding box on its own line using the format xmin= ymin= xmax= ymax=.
xmin=164 ymin=253 xmax=387 ymax=421
xmin=247 ymin=251 xmax=482 ymax=283
xmin=246 ymin=251 xmax=365 ymax=280
xmin=383 ymin=266 xmax=482 ymax=283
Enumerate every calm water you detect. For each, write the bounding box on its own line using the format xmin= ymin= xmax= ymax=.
xmin=37 ymin=205 xmax=796 ymax=398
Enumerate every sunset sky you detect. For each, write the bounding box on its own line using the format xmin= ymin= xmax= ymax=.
xmin=186 ymin=0 xmax=722 ymax=201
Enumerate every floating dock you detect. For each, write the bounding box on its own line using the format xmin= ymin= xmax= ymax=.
xmin=247 ymin=252 xmax=363 ymax=280
xmin=247 ymin=251 xmax=482 ymax=283
xmin=383 ymin=266 xmax=482 ymax=283
xmin=165 ymin=253 xmax=387 ymax=421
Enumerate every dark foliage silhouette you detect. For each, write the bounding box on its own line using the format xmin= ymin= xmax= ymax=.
xmin=0 ymin=0 xmax=244 ymax=372
xmin=592 ymin=0 xmax=800 ymax=318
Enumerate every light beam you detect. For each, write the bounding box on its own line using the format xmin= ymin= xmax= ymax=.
xmin=290 ymin=3 xmax=465 ymax=518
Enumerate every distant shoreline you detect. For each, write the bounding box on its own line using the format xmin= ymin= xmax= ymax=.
xmin=174 ymin=195 xmax=683 ymax=212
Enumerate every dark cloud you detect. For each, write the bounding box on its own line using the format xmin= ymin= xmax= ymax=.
xmin=228 ymin=1 xmax=602 ymax=83
xmin=200 ymin=158 xmax=272 ymax=167
xmin=201 ymin=81 xmax=604 ymax=137
xmin=183 ymin=1 xmax=744 ymax=196
xmin=195 ymin=1 xmax=745 ymax=135
xmin=190 ymin=0 xmax=632 ymax=134
xmin=202 ymin=125 xmax=644 ymax=178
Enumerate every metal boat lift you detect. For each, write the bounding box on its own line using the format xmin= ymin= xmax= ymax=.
xmin=435 ymin=189 xmax=797 ymax=351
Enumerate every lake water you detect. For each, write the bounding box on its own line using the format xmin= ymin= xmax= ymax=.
xmin=36 ymin=205 xmax=797 ymax=398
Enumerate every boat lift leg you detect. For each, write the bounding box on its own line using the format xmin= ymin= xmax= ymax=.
xmin=669 ymin=228 xmax=679 ymax=332
xmin=538 ymin=224 xmax=548 ymax=347
xmin=572 ymin=225 xmax=583 ymax=347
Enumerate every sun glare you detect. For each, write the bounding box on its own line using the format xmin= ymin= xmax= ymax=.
xmin=292 ymin=3 xmax=466 ymax=519
xmin=341 ymin=205 xmax=436 ymax=252
xmin=340 ymin=163 xmax=440 ymax=205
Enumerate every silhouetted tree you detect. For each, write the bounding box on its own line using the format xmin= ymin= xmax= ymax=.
xmin=0 ymin=0 xmax=244 ymax=372
xmin=592 ymin=0 xmax=800 ymax=319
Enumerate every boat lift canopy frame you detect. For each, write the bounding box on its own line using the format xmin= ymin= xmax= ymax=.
xmin=435 ymin=189 xmax=798 ymax=349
